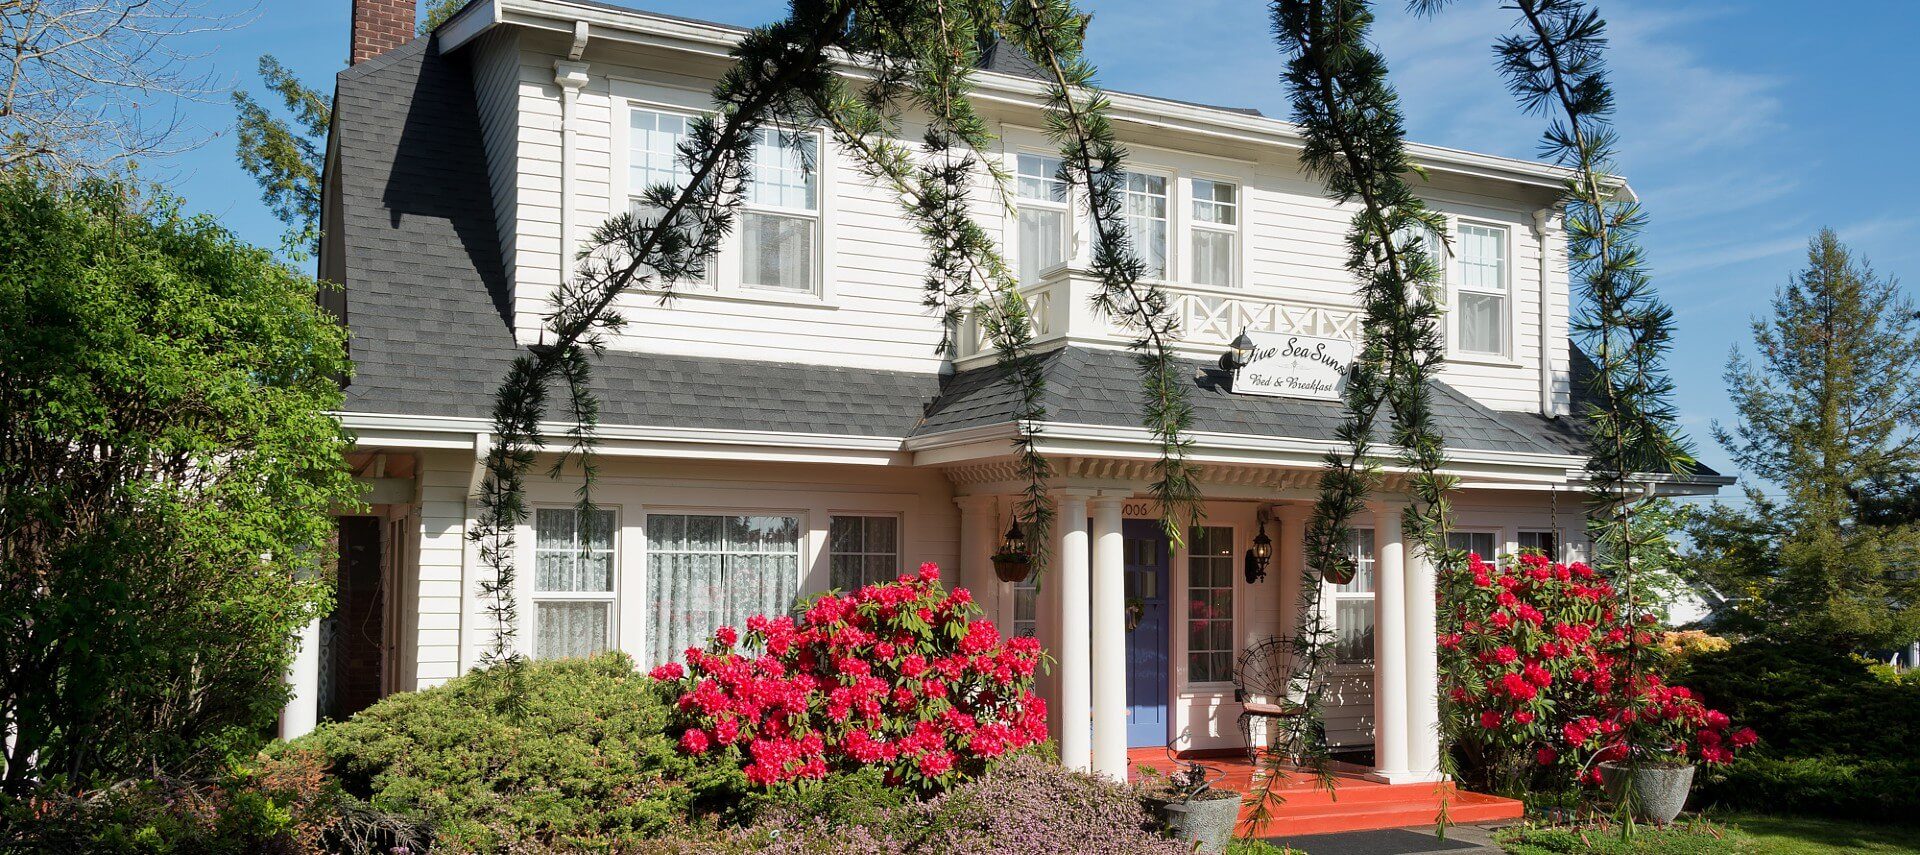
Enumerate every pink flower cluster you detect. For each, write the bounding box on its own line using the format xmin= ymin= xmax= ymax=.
xmin=1442 ymin=552 xmax=1754 ymax=786
xmin=650 ymin=563 xmax=1049 ymax=791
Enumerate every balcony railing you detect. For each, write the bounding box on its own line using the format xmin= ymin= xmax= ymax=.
xmin=955 ymin=267 xmax=1364 ymax=364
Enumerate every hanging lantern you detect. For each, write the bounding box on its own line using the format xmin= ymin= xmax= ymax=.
xmin=1245 ymin=514 xmax=1274 ymax=583
xmin=992 ymin=514 xmax=1033 ymax=583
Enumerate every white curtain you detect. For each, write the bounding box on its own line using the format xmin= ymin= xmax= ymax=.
xmin=648 ymin=514 xmax=799 ymax=665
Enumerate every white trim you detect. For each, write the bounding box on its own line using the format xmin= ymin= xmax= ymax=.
xmin=1448 ymin=219 xmax=1517 ymax=362
xmin=455 ymin=0 xmax=1611 ymax=198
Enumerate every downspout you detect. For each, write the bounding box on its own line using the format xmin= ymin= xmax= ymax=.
xmin=553 ymin=21 xmax=591 ymax=287
xmin=1531 ymin=208 xmax=1559 ymax=418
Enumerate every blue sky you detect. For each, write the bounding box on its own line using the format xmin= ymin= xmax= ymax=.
xmin=157 ymin=1 xmax=1919 ymax=488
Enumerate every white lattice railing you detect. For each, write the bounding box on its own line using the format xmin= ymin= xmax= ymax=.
xmin=955 ymin=274 xmax=1363 ymax=361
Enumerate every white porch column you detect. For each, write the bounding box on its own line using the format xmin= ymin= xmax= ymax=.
xmin=280 ymin=616 xmax=322 ymax=740
xmin=955 ymin=496 xmax=999 ymax=617
xmin=1089 ymin=496 xmax=1129 ymax=780
xmin=1371 ymin=500 xmax=1411 ymax=782
xmin=1055 ymin=492 xmax=1093 ymax=772
xmin=1405 ymin=544 xmax=1444 ymax=781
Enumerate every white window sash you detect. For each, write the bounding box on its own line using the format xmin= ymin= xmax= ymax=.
xmin=530 ymin=507 xmax=619 ymax=660
xmin=1452 ymin=223 xmax=1510 ymax=356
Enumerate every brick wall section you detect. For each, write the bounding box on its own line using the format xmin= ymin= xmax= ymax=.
xmin=351 ymin=0 xmax=416 ymax=65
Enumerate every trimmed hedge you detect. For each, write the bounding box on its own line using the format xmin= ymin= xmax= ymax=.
xmin=1701 ymin=753 xmax=1920 ymax=822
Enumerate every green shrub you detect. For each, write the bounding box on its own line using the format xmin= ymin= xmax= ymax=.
xmin=1494 ymin=818 xmax=1749 ymax=855
xmin=287 ymin=652 xmax=725 ymax=851
xmin=1698 ymin=753 xmax=1920 ymax=823
xmin=1678 ymin=640 xmax=1920 ymax=761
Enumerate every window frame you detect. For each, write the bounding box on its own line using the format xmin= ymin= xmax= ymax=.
xmin=1518 ymin=529 xmax=1560 ymax=562
xmin=1328 ymin=527 xmax=1377 ymax=669
xmin=736 ymin=125 xmax=824 ymax=295
xmin=1449 ymin=219 xmax=1516 ymax=361
xmin=1119 ymin=166 xmax=1174 ymax=282
xmin=827 ymin=512 xmax=903 ymax=591
xmin=1184 ymin=524 xmax=1237 ymax=689
xmin=1012 ymin=150 xmax=1073 ymax=285
xmin=1447 ymin=529 xmax=1505 ymax=563
xmin=608 ymin=86 xmax=835 ymax=305
xmin=1186 ymin=175 xmax=1242 ymax=289
xmin=528 ymin=504 xmax=620 ymax=661
xmin=639 ymin=507 xmax=808 ymax=667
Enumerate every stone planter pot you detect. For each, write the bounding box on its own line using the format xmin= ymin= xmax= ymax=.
xmin=992 ymin=555 xmax=1032 ymax=584
xmin=1599 ymin=761 xmax=1696 ymax=825
xmin=1155 ymin=791 xmax=1241 ymax=853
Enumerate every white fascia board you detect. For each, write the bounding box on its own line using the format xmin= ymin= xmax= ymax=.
xmin=909 ymin=421 xmax=1588 ymax=482
xmin=473 ymin=0 xmax=1596 ymax=195
xmin=336 ymin=411 xmax=912 ymax=465
xmin=437 ymin=0 xmax=503 ymax=52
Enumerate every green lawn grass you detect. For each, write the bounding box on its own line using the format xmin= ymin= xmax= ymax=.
xmin=1714 ymin=812 xmax=1920 ymax=855
xmin=1496 ymin=813 xmax=1920 ymax=855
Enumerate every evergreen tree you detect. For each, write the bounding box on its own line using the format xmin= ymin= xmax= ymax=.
xmin=1693 ymin=229 xmax=1920 ymax=649
xmin=232 ymin=56 xmax=328 ymax=257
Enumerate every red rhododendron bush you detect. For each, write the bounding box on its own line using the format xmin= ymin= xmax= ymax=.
xmin=649 ymin=563 xmax=1049 ymax=792
xmin=1440 ymin=552 xmax=1756 ymax=794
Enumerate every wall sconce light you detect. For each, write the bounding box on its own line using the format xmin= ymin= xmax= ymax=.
xmin=1245 ymin=508 xmax=1274 ymax=584
xmin=1220 ymin=329 xmax=1257 ymax=371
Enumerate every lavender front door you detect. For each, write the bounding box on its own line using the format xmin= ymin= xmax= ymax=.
xmin=1122 ymin=519 xmax=1170 ymax=747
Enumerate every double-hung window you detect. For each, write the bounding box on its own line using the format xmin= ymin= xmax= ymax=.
xmin=829 ymin=514 xmax=900 ymax=591
xmin=1455 ymin=223 xmax=1509 ymax=355
xmin=1122 ymin=172 xmax=1169 ymax=279
xmin=1448 ymin=530 xmax=1502 ymax=562
xmin=1331 ymin=529 xmax=1377 ymax=665
xmin=533 ymin=507 xmax=616 ymax=660
xmin=645 ymin=514 xmax=801 ymax=665
xmin=1189 ymin=179 xmax=1238 ymax=287
xmin=626 ymin=108 xmax=710 ymax=287
xmin=1187 ymin=526 xmax=1236 ymax=684
xmin=740 ymin=129 xmax=819 ymax=292
xmin=1015 ymin=154 xmax=1069 ymax=285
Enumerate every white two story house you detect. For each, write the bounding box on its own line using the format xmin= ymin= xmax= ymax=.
xmin=297 ymin=0 xmax=1730 ymax=791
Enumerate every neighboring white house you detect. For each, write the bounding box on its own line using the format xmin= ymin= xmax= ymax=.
xmin=300 ymin=0 xmax=1732 ymax=786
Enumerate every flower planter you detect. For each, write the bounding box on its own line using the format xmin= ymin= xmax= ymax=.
xmin=1599 ymin=761 xmax=1696 ymax=825
xmin=1154 ymin=790 xmax=1241 ymax=853
xmin=992 ymin=555 xmax=1032 ymax=584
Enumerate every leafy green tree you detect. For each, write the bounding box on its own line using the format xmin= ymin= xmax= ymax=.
xmin=0 ymin=173 xmax=359 ymax=792
xmin=419 ymin=0 xmax=468 ymax=35
xmin=232 ymin=56 xmax=329 ymax=257
xmin=1692 ymin=229 xmax=1920 ymax=648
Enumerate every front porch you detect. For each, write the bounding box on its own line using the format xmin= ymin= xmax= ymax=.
xmin=1127 ymin=748 xmax=1525 ymax=836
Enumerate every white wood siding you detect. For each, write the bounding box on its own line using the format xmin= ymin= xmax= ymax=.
xmin=470 ymin=30 xmax=524 ymax=314
xmin=472 ymin=39 xmax=1572 ymax=413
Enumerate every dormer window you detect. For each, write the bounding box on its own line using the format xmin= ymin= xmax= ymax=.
xmin=626 ymin=108 xmax=710 ymax=288
xmin=1015 ymin=153 xmax=1069 ymax=285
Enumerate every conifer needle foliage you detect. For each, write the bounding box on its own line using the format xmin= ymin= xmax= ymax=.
xmin=472 ymin=0 xmax=1211 ymax=668
xmin=1257 ymin=0 xmax=1457 ymax=820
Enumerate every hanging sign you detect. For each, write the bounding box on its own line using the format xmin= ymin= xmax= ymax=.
xmin=1232 ymin=331 xmax=1355 ymax=401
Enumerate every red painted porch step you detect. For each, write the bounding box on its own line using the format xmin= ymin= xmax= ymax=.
xmin=1240 ymin=783 xmax=1523 ymax=837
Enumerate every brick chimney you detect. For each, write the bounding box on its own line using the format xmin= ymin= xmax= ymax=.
xmin=351 ymin=0 xmax=417 ymax=65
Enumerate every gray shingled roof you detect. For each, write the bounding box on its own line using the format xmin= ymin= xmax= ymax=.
xmin=916 ymin=347 xmax=1577 ymax=455
xmin=328 ymin=38 xmax=941 ymax=437
xmin=326 ymin=35 xmax=1643 ymax=470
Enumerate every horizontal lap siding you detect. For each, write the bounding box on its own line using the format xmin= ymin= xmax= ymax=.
xmin=471 ymin=31 xmax=522 ymax=311
xmin=477 ymin=44 xmax=1569 ymax=408
xmin=413 ymin=449 xmax=471 ymax=688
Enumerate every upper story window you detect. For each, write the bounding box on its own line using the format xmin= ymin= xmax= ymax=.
xmin=1016 ymin=153 xmax=1069 ymax=285
xmin=1122 ymin=172 xmax=1169 ymax=279
xmin=742 ymin=129 xmax=819 ymax=293
xmin=1189 ymin=179 xmax=1238 ymax=288
xmin=1454 ymin=223 xmax=1509 ymax=356
xmin=627 ymin=108 xmax=710 ymax=288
